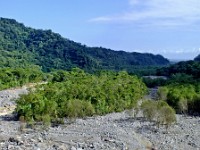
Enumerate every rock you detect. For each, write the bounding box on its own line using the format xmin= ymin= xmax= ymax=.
xmin=8 ymin=137 xmax=23 ymax=145
xmin=71 ymin=146 xmax=76 ymax=150
xmin=33 ymin=146 xmax=41 ymax=150
xmin=30 ymin=138 xmax=37 ymax=143
xmin=0 ymin=85 xmax=200 ymax=150
xmin=38 ymin=137 xmax=43 ymax=143
xmin=188 ymin=141 xmax=197 ymax=147
xmin=89 ymin=143 xmax=94 ymax=149
xmin=8 ymin=145 xmax=15 ymax=149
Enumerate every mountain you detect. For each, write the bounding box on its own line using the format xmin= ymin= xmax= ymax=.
xmin=157 ymin=60 xmax=200 ymax=79
xmin=194 ymin=54 xmax=200 ymax=61
xmin=0 ymin=17 xmax=169 ymax=72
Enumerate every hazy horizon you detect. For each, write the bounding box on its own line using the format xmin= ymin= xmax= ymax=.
xmin=1 ymin=0 xmax=200 ymax=60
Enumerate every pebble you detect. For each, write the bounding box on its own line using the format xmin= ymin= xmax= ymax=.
xmin=71 ymin=146 xmax=76 ymax=150
xmin=0 ymin=87 xmax=199 ymax=150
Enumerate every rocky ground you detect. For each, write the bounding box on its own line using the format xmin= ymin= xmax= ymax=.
xmin=0 ymin=86 xmax=199 ymax=150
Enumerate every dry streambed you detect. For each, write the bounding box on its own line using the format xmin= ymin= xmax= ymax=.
xmin=0 ymin=86 xmax=199 ymax=150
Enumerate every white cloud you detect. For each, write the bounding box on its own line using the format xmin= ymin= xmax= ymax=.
xmin=90 ymin=0 xmax=200 ymax=27
xmin=135 ymin=48 xmax=200 ymax=55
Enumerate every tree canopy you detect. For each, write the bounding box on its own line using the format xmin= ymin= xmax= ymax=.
xmin=0 ymin=17 xmax=169 ymax=72
xmin=156 ymin=60 xmax=200 ymax=80
xmin=16 ymin=69 xmax=147 ymax=124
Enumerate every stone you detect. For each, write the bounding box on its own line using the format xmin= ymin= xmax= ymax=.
xmin=71 ymin=146 xmax=76 ymax=150
xmin=38 ymin=137 xmax=43 ymax=143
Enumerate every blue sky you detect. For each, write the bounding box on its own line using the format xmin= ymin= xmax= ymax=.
xmin=1 ymin=0 xmax=200 ymax=60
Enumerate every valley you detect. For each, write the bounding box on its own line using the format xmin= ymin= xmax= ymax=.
xmin=0 ymin=85 xmax=199 ymax=150
xmin=0 ymin=17 xmax=200 ymax=150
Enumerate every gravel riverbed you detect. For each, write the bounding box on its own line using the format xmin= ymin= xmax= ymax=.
xmin=0 ymin=86 xmax=199 ymax=150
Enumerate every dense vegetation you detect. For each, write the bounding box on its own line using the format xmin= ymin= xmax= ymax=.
xmin=143 ymin=60 xmax=200 ymax=87
xmin=136 ymin=59 xmax=200 ymax=116
xmin=0 ymin=66 xmax=44 ymax=90
xmin=158 ymin=84 xmax=200 ymax=115
xmin=1 ymin=17 xmax=199 ymax=128
xmin=156 ymin=60 xmax=200 ymax=79
xmin=0 ymin=17 xmax=169 ymax=72
xmin=142 ymin=60 xmax=200 ymax=115
xmin=16 ymin=69 xmax=147 ymax=125
xmin=142 ymin=76 xmax=167 ymax=88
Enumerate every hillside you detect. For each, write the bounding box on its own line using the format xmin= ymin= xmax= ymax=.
xmin=156 ymin=60 xmax=200 ymax=79
xmin=194 ymin=54 xmax=200 ymax=61
xmin=0 ymin=17 xmax=169 ymax=72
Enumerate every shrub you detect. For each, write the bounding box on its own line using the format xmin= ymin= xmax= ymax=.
xmin=141 ymin=100 xmax=176 ymax=128
xmin=157 ymin=87 xmax=168 ymax=101
xmin=42 ymin=114 xmax=51 ymax=128
xmin=141 ymin=100 xmax=157 ymax=121
xmin=16 ymin=69 xmax=147 ymax=125
xmin=162 ymin=84 xmax=200 ymax=115
xmin=157 ymin=105 xmax=176 ymax=129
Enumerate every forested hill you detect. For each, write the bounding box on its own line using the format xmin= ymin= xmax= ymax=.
xmin=0 ymin=17 xmax=169 ymax=72
xmin=194 ymin=54 xmax=200 ymax=61
xmin=156 ymin=60 xmax=200 ymax=79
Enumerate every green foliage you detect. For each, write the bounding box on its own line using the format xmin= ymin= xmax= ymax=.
xmin=16 ymin=69 xmax=147 ymax=125
xmin=167 ymin=73 xmax=194 ymax=84
xmin=157 ymin=61 xmax=200 ymax=80
xmin=129 ymin=66 xmax=160 ymax=76
xmin=157 ymin=104 xmax=176 ymax=129
xmin=142 ymin=61 xmax=200 ymax=88
xmin=0 ymin=17 xmax=169 ymax=73
xmin=155 ymin=60 xmax=200 ymax=115
xmin=41 ymin=114 xmax=51 ymax=128
xmin=141 ymin=100 xmax=176 ymax=128
xmin=141 ymin=100 xmax=157 ymax=121
xmin=158 ymin=84 xmax=200 ymax=114
xmin=142 ymin=77 xmax=167 ymax=88
xmin=157 ymin=87 xmax=168 ymax=101
xmin=0 ymin=66 xmax=44 ymax=90
xmin=63 ymin=99 xmax=95 ymax=118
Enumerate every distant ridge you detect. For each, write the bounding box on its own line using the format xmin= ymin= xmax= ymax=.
xmin=194 ymin=54 xmax=200 ymax=61
xmin=0 ymin=17 xmax=169 ymax=72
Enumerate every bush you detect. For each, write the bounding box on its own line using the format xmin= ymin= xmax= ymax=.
xmin=0 ymin=66 xmax=44 ymax=90
xmin=141 ymin=100 xmax=157 ymax=121
xmin=162 ymin=84 xmax=200 ymax=114
xmin=157 ymin=87 xmax=168 ymax=101
xmin=16 ymin=69 xmax=147 ymax=125
xmin=157 ymin=104 xmax=176 ymax=129
xmin=141 ymin=100 xmax=176 ymax=128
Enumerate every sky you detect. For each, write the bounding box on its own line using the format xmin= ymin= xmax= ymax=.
xmin=1 ymin=0 xmax=200 ymax=60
